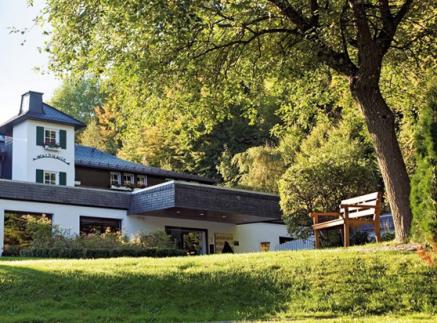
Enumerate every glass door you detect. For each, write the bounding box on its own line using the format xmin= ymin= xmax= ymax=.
xmin=166 ymin=227 xmax=208 ymax=255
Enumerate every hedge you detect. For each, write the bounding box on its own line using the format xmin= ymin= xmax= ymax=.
xmin=19 ymin=247 xmax=186 ymax=259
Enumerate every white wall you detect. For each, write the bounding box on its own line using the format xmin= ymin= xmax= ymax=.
xmin=12 ymin=120 xmax=75 ymax=186
xmin=0 ymin=199 xmax=289 ymax=255
xmin=126 ymin=215 xmax=237 ymax=253
xmin=0 ymin=199 xmax=126 ymax=255
xmin=234 ymin=222 xmax=291 ymax=253
xmin=11 ymin=122 xmax=28 ymax=181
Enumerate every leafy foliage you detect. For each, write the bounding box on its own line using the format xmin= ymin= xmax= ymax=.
xmin=4 ymin=213 xmax=181 ymax=258
xmin=279 ymin=113 xmax=381 ymax=238
xmin=218 ymin=145 xmax=285 ymax=193
xmin=49 ymin=77 xmax=103 ymax=123
xmin=3 ymin=214 xmax=52 ymax=256
xmin=410 ymin=84 xmax=437 ymax=246
xmin=41 ymin=0 xmax=436 ymax=240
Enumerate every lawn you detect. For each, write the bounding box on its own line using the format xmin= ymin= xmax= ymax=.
xmin=0 ymin=248 xmax=435 ymax=322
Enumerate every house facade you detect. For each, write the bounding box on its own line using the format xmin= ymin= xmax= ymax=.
xmin=0 ymin=91 xmax=291 ymax=255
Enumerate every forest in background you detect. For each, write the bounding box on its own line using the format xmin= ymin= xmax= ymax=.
xmin=44 ymin=1 xmax=435 ymax=244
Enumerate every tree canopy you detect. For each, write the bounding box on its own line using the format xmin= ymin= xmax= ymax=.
xmin=41 ymin=0 xmax=436 ymax=242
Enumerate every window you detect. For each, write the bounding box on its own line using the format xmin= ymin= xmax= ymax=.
xmin=80 ymin=216 xmax=121 ymax=235
xmin=110 ymin=172 xmax=121 ymax=186
xmin=44 ymin=129 xmax=57 ymax=146
xmin=122 ymin=173 xmax=134 ymax=186
xmin=279 ymin=237 xmax=293 ymax=244
xmin=136 ymin=175 xmax=147 ymax=188
xmin=3 ymin=211 xmax=52 ymax=256
xmin=44 ymin=171 xmax=56 ymax=185
xmin=260 ymin=241 xmax=270 ymax=252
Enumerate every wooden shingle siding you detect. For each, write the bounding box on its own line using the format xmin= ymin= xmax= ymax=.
xmin=0 ymin=179 xmax=130 ymax=209
xmin=129 ymin=181 xmax=281 ymax=221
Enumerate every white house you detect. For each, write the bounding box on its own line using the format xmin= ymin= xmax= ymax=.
xmin=0 ymin=91 xmax=293 ymax=255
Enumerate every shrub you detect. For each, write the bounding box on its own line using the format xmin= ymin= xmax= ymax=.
xmin=410 ymin=85 xmax=437 ymax=247
xmin=350 ymin=231 xmax=370 ymax=246
xmin=131 ymin=231 xmax=176 ymax=249
xmin=382 ymin=232 xmax=395 ymax=242
xmin=19 ymin=247 xmax=186 ymax=259
xmin=17 ymin=228 xmax=184 ymax=259
xmin=279 ymin=114 xmax=381 ymax=239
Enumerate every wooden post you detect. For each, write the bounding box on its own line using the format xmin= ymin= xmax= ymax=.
xmin=374 ymin=192 xmax=382 ymax=243
xmin=343 ymin=208 xmax=350 ymax=247
xmin=343 ymin=223 xmax=350 ymax=247
xmin=374 ymin=221 xmax=381 ymax=242
xmin=314 ymin=230 xmax=320 ymax=249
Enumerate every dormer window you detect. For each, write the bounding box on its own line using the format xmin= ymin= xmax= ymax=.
xmin=110 ymin=172 xmax=121 ymax=186
xmin=44 ymin=129 xmax=57 ymax=146
xmin=122 ymin=173 xmax=134 ymax=187
xmin=36 ymin=126 xmax=67 ymax=149
xmin=136 ymin=175 xmax=147 ymax=188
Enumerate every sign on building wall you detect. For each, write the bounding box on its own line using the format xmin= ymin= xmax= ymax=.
xmin=32 ymin=153 xmax=70 ymax=165
xmin=214 ymin=232 xmax=234 ymax=253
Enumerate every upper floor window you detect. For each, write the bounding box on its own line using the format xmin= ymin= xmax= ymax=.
xmin=37 ymin=126 xmax=67 ymax=149
xmin=44 ymin=129 xmax=57 ymax=146
xmin=123 ymin=173 xmax=134 ymax=186
xmin=110 ymin=172 xmax=121 ymax=186
xmin=44 ymin=171 xmax=56 ymax=185
xmin=36 ymin=169 xmax=66 ymax=185
xmin=136 ymin=175 xmax=147 ymax=188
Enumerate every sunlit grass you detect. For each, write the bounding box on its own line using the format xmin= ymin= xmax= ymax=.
xmin=0 ymin=248 xmax=435 ymax=322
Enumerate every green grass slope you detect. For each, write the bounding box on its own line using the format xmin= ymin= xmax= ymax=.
xmin=0 ymin=249 xmax=435 ymax=322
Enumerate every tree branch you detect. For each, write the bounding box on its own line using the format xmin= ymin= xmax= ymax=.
xmin=377 ymin=0 xmax=414 ymax=53
xmin=268 ymin=0 xmax=312 ymax=32
xmin=310 ymin=0 xmax=320 ymax=26
xmin=349 ymin=0 xmax=373 ymax=46
xmin=394 ymin=0 xmax=414 ymax=26
xmin=192 ymin=28 xmax=298 ymax=59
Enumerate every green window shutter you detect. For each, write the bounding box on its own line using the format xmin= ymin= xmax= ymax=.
xmin=59 ymin=130 xmax=67 ymax=149
xmin=36 ymin=169 xmax=44 ymax=183
xmin=36 ymin=126 xmax=44 ymax=146
xmin=59 ymin=172 xmax=67 ymax=186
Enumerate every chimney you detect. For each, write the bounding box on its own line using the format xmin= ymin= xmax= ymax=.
xmin=19 ymin=91 xmax=44 ymax=115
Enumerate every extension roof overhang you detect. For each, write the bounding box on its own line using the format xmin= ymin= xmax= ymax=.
xmin=0 ymin=103 xmax=85 ymax=135
xmin=128 ymin=181 xmax=282 ymax=224
xmin=0 ymin=179 xmax=282 ymax=224
xmin=75 ymin=145 xmax=217 ymax=184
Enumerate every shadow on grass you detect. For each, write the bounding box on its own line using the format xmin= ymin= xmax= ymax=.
xmin=0 ymin=263 xmax=289 ymax=322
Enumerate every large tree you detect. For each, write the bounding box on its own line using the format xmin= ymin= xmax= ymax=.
xmin=43 ymin=0 xmax=435 ymax=242
xmin=50 ymin=77 xmax=104 ymax=123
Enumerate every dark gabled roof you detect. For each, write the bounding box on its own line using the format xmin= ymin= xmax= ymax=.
xmin=0 ymin=103 xmax=85 ymax=134
xmin=75 ymin=145 xmax=217 ymax=184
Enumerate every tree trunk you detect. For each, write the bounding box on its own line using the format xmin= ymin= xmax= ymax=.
xmin=350 ymin=77 xmax=412 ymax=242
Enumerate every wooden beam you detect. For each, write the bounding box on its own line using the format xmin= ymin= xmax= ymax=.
xmin=343 ymin=222 xmax=350 ymax=247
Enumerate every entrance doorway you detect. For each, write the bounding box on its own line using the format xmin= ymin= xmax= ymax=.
xmin=165 ymin=226 xmax=208 ymax=255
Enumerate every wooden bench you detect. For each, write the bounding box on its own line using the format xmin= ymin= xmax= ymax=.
xmin=309 ymin=192 xmax=382 ymax=248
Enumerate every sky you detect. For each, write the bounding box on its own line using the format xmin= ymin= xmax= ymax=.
xmin=0 ymin=0 xmax=60 ymax=122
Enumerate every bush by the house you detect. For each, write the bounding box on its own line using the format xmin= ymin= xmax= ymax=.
xmin=19 ymin=247 xmax=185 ymax=258
xmin=2 ymin=214 xmax=53 ymax=256
xmin=15 ymin=216 xmax=184 ymax=258
xmin=131 ymin=231 xmax=176 ymax=248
